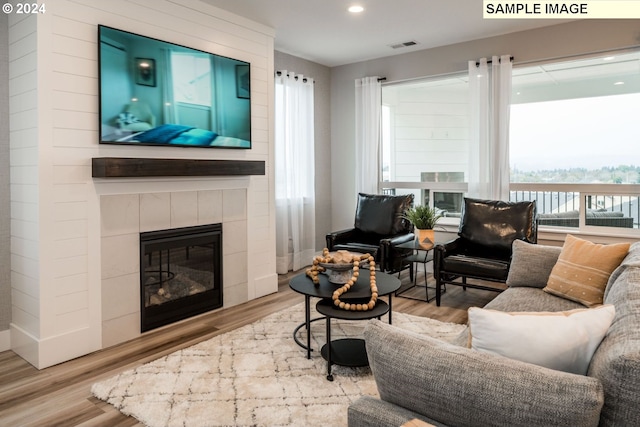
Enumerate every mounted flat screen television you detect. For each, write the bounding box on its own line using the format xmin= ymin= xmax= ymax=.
xmin=98 ymin=25 xmax=251 ymax=149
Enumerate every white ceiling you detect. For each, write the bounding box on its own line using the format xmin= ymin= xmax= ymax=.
xmin=200 ymin=0 xmax=573 ymax=67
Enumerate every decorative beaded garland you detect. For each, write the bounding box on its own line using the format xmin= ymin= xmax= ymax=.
xmin=305 ymin=247 xmax=330 ymax=284
xmin=306 ymin=248 xmax=378 ymax=311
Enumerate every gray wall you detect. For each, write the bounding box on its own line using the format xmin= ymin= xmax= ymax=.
xmin=330 ymin=20 xmax=640 ymax=230
xmin=274 ymin=51 xmax=332 ymax=251
xmin=1 ymin=13 xmax=10 ymax=331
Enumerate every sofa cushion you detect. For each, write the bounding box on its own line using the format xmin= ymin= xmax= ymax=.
xmin=364 ymin=320 xmax=604 ymax=427
xmin=485 ymin=286 xmax=584 ymax=312
xmin=354 ymin=193 xmax=413 ymax=236
xmin=441 ymin=254 xmax=510 ymax=281
xmin=588 ymin=210 xmax=625 ymax=218
xmin=506 ymin=240 xmax=561 ymax=288
xmin=544 ymin=234 xmax=630 ymax=307
xmin=589 ymin=242 xmax=640 ymax=426
xmin=348 ymin=396 xmax=445 ymax=427
xmin=604 ymin=240 xmax=640 ymax=301
xmin=538 ymin=210 xmax=625 ymax=219
xmin=538 ymin=210 xmax=579 ymax=219
xmin=468 ymin=305 xmax=615 ymax=375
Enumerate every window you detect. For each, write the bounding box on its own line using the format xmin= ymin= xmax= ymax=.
xmin=381 ymin=75 xmax=469 ymax=216
xmin=510 ymin=51 xmax=640 ymax=229
xmin=381 ymin=51 xmax=640 ymax=232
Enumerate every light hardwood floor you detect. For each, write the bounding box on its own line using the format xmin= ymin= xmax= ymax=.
xmin=0 ymin=269 xmax=502 ymax=427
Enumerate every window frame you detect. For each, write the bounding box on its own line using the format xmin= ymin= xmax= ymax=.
xmin=379 ymin=50 xmax=640 ymax=236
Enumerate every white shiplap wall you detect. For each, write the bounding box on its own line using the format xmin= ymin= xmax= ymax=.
xmin=9 ymin=0 xmax=276 ymax=369
xmin=9 ymin=13 xmax=40 ymax=359
xmin=387 ymin=83 xmax=469 ymax=183
xmin=0 ymin=13 xmax=12 ymax=351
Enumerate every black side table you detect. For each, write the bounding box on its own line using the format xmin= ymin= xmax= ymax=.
xmin=395 ymin=239 xmax=439 ymax=302
xmin=315 ymin=298 xmax=389 ymax=381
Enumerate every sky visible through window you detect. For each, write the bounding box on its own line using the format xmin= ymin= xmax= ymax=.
xmin=510 ymin=93 xmax=640 ymax=183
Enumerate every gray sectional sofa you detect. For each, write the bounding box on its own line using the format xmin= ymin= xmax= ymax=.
xmin=348 ymin=241 xmax=640 ymax=427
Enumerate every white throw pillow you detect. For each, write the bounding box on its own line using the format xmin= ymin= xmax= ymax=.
xmin=468 ymin=305 xmax=615 ymax=375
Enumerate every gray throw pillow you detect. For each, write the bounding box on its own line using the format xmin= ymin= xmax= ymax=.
xmin=364 ymin=320 xmax=604 ymax=427
xmin=506 ymin=240 xmax=561 ymax=288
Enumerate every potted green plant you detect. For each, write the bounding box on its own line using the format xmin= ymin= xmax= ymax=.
xmin=403 ymin=205 xmax=443 ymax=244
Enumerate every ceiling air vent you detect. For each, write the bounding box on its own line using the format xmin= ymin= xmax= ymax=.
xmin=389 ymin=40 xmax=418 ymax=49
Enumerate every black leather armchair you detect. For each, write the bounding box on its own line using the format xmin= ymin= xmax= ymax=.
xmin=326 ymin=193 xmax=415 ymax=273
xmin=433 ymin=198 xmax=537 ymax=306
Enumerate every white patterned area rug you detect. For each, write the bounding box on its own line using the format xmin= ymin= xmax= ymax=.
xmin=92 ymin=302 xmax=465 ymax=427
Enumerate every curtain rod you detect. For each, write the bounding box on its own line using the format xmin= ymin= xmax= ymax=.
xmin=476 ymin=56 xmax=514 ymax=67
xmin=275 ymin=70 xmax=313 ymax=83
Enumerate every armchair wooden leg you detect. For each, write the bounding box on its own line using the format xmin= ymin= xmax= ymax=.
xmin=462 ymin=276 xmax=467 ymax=291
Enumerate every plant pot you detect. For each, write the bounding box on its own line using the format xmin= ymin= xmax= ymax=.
xmin=416 ymin=228 xmax=435 ymax=245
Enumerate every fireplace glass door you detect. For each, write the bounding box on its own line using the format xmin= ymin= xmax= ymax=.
xmin=140 ymin=224 xmax=222 ymax=331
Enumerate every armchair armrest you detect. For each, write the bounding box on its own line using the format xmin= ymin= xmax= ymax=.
xmin=433 ymin=238 xmax=462 ymax=272
xmin=326 ymin=228 xmax=358 ymax=250
xmin=363 ymin=320 xmax=604 ymax=427
xmin=380 ymin=233 xmax=415 ymax=272
xmin=381 ymin=233 xmax=415 ymax=247
xmin=434 ymin=237 xmax=463 ymax=255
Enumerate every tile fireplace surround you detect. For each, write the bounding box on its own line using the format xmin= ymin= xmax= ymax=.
xmin=100 ymin=187 xmax=248 ymax=348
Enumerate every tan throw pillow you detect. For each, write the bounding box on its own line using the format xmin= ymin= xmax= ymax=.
xmin=468 ymin=305 xmax=616 ymax=375
xmin=543 ymin=234 xmax=630 ymax=307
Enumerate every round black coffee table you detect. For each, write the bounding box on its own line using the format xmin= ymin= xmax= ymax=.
xmin=289 ymin=271 xmax=401 ymax=359
xmin=316 ymin=298 xmax=389 ymax=381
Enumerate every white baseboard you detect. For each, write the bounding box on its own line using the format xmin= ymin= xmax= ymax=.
xmin=254 ymin=273 xmax=278 ymax=298
xmin=11 ymin=323 xmax=100 ymax=369
xmin=0 ymin=329 xmax=10 ymax=352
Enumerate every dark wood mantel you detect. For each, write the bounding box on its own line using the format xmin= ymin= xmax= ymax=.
xmin=92 ymin=157 xmax=265 ymax=178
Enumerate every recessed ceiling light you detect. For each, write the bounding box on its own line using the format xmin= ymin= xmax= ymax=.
xmin=614 ymin=81 xmax=625 ymax=85
xmin=348 ymin=5 xmax=364 ymax=13
xmin=603 ymin=56 xmax=615 ymax=61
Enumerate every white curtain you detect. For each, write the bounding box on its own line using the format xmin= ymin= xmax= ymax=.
xmin=275 ymin=71 xmax=316 ymax=274
xmin=468 ymin=55 xmax=512 ymax=200
xmin=355 ymin=77 xmax=382 ymax=195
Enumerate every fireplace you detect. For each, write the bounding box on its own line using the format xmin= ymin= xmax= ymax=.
xmin=140 ymin=224 xmax=223 ymax=332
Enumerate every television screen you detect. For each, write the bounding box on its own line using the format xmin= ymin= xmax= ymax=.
xmin=98 ymin=25 xmax=251 ymax=149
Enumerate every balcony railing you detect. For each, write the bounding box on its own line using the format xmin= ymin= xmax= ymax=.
xmin=510 ymin=183 xmax=640 ymax=229
xmin=381 ymin=182 xmax=640 ymax=230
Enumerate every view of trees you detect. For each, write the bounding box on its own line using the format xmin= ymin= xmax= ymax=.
xmin=511 ymin=165 xmax=640 ymax=184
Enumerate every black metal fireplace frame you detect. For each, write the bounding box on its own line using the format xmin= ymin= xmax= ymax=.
xmin=139 ymin=223 xmax=223 ymax=332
